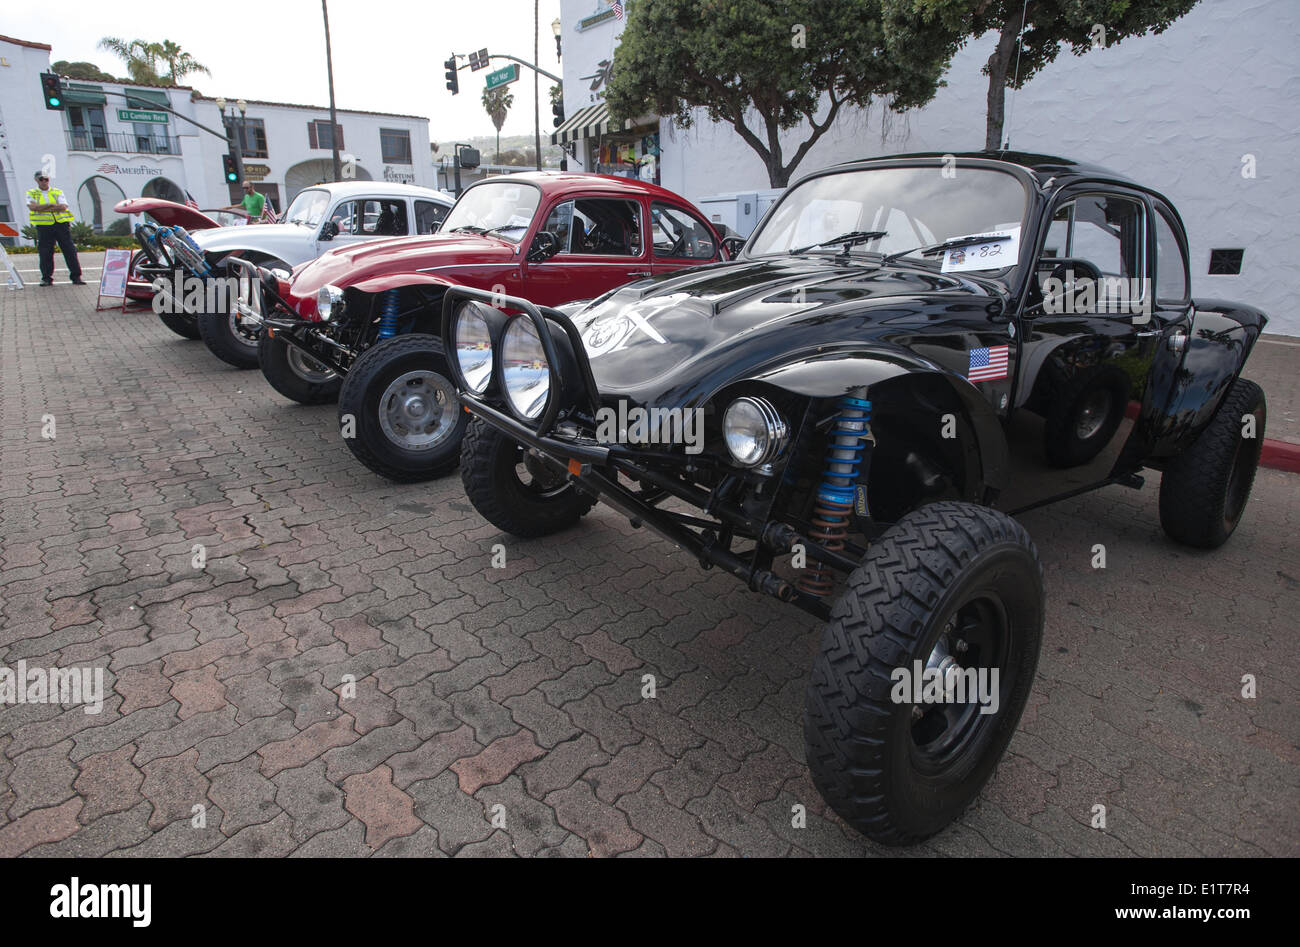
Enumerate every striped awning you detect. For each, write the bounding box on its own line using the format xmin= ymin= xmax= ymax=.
xmin=550 ymin=104 xmax=654 ymax=145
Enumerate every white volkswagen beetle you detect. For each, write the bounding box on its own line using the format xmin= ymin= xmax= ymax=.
xmin=149 ymin=181 xmax=454 ymax=368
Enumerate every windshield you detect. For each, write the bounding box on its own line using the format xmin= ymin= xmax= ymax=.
xmin=748 ymin=166 xmax=1029 ymax=274
xmin=284 ymin=188 xmax=330 ymax=227
xmin=441 ymin=180 xmax=541 ymax=242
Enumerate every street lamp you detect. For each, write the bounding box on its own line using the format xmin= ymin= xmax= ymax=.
xmin=552 ymin=17 xmax=562 ymax=60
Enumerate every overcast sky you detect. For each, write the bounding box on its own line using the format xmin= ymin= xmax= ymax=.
xmin=6 ymin=0 xmax=564 ymax=142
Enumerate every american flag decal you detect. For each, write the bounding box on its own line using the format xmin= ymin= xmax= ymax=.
xmin=968 ymin=344 xmax=1009 ymax=382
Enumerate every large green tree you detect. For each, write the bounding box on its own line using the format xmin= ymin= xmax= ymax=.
xmin=604 ymin=0 xmax=954 ymax=187
xmin=52 ymin=60 xmax=115 ymax=81
xmin=882 ymin=0 xmax=1200 ymax=150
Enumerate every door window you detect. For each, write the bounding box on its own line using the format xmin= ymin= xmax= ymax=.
xmin=1154 ymin=206 xmax=1189 ymax=303
xmin=650 ymin=203 xmax=717 ymax=259
xmin=1044 ymin=194 xmax=1147 ymax=312
xmin=415 ymin=200 xmax=448 ymax=234
xmin=329 ymin=199 xmax=408 ymax=236
xmin=540 ymin=198 xmax=642 ymax=256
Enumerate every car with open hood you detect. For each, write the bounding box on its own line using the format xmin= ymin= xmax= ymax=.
xmin=437 ymin=152 xmax=1269 ymax=845
xmin=240 ymin=171 xmax=732 ymax=480
xmin=132 ymin=181 xmax=452 ymax=360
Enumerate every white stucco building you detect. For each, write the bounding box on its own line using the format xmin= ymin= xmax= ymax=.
xmin=0 ymin=32 xmax=435 ymax=238
xmin=554 ymin=0 xmax=1299 ymax=335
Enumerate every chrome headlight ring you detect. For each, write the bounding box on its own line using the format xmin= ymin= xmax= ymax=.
xmin=723 ymin=396 xmax=789 ymax=467
xmin=317 ymin=284 xmax=344 ymax=322
xmin=500 ymin=315 xmax=551 ymax=421
xmin=453 ymin=301 xmax=496 ymax=395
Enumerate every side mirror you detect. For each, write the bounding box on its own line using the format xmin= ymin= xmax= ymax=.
xmin=320 ymin=220 xmax=339 ymax=241
xmin=528 ymin=230 xmax=560 ymax=262
xmin=721 ymin=235 xmax=746 ymax=259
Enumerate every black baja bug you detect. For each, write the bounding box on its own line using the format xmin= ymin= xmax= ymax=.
xmin=440 ymin=153 xmax=1268 ymax=844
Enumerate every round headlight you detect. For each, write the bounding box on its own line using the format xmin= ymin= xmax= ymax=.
xmin=317 ymin=284 xmax=344 ymax=322
xmin=501 ymin=316 xmax=550 ymax=420
xmin=723 ymin=396 xmax=788 ymax=467
xmin=454 ymin=302 xmax=494 ymax=394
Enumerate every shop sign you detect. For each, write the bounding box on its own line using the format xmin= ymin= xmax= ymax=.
xmin=384 ymin=166 xmax=416 ymax=184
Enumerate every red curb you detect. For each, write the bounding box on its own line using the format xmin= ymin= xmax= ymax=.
xmin=1261 ymin=439 xmax=1300 ymax=474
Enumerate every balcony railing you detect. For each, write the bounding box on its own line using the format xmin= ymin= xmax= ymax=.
xmin=66 ymin=130 xmax=182 ymax=155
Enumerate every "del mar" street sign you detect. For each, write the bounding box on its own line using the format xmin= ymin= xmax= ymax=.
xmin=117 ymin=108 xmax=168 ymax=124
xmin=484 ymin=64 xmax=518 ymax=90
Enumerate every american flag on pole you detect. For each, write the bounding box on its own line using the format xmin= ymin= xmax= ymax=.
xmin=968 ymin=344 xmax=1009 ymax=382
xmin=260 ymin=198 xmax=278 ymax=224
xmin=612 ymin=0 xmax=624 ymax=18
xmin=184 ymin=190 xmax=200 ymax=210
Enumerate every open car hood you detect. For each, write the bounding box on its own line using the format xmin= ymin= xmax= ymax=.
xmin=113 ymin=198 xmax=223 ymax=231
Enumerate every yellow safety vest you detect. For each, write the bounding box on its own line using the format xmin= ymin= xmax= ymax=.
xmin=27 ymin=186 xmax=75 ymax=225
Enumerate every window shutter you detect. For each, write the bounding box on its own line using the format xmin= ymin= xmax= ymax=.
xmin=308 ymin=121 xmax=318 ymax=149
xmin=335 ymin=125 xmax=344 ymax=150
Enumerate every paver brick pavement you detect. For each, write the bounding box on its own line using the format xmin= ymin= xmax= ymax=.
xmin=1 ymin=275 xmax=1297 ymax=856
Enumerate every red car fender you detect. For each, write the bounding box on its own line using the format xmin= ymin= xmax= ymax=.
xmin=348 ymin=273 xmax=457 ymax=295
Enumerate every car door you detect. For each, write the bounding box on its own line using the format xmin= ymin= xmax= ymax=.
xmin=648 ymin=201 xmax=722 ymax=274
xmin=998 ymin=186 xmax=1158 ymax=512
xmin=522 ymin=195 xmax=652 ymax=306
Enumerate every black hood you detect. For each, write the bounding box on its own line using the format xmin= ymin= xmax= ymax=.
xmin=571 ymin=257 xmax=1008 ymax=406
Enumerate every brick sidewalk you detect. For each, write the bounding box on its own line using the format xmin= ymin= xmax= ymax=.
xmin=1 ymin=282 xmax=1297 ymax=857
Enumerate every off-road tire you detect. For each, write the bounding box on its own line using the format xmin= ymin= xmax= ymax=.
xmin=338 ymin=334 xmax=466 ymax=482
xmin=1042 ymin=367 xmax=1128 ymax=468
xmin=461 ymin=418 xmax=596 ymax=538
xmin=258 ymin=333 xmax=342 ymax=404
xmin=1158 ymin=377 xmax=1265 ymax=549
xmin=157 ymin=310 xmax=200 ymax=340
xmin=804 ymin=501 xmax=1044 ymax=845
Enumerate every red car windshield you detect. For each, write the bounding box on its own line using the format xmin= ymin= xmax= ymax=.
xmin=441 ymin=181 xmax=541 ymax=243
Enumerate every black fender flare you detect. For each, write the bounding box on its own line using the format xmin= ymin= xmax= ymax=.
xmin=748 ymin=350 xmax=1010 ymax=502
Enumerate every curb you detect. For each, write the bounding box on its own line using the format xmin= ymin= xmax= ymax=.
xmin=1261 ymin=439 xmax=1300 ymax=474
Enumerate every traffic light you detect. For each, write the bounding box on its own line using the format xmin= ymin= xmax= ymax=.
xmin=444 ymin=56 xmax=459 ymax=95
xmin=40 ymin=72 xmax=64 ymax=110
xmin=222 ymin=154 xmax=239 ymax=183
xmin=552 ymin=99 xmax=565 ymax=129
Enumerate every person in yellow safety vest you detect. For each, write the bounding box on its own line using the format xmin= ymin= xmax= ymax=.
xmin=25 ymin=170 xmax=84 ymax=286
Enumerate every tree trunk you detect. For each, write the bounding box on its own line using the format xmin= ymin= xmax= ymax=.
xmin=985 ymin=16 xmax=1022 ymax=151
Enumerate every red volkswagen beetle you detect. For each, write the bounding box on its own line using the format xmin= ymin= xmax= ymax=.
xmin=246 ymin=171 xmax=736 ymax=481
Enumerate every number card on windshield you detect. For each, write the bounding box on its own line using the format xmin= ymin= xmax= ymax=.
xmin=941 ymin=226 xmax=1020 ymax=273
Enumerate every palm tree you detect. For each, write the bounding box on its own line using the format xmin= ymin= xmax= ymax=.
xmin=98 ymin=37 xmax=160 ymax=83
xmin=98 ymin=37 xmax=209 ymax=86
xmin=481 ymin=87 xmax=514 ymax=164
xmin=155 ymin=40 xmax=211 ymax=84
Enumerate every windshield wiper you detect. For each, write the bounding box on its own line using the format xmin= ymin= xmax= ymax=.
xmin=791 ymin=230 xmax=888 ymax=255
xmin=883 ymin=233 xmax=1011 ymax=265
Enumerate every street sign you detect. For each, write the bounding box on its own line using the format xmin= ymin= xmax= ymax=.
xmin=117 ymin=108 xmax=168 ymax=124
xmin=468 ymin=48 xmax=490 ymax=71
xmin=484 ymin=64 xmax=519 ymax=90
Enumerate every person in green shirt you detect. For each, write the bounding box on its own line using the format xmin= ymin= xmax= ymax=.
xmin=226 ymin=181 xmax=265 ymax=221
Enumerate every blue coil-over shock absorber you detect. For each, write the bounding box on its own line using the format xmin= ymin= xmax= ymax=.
xmin=799 ymin=395 xmax=872 ymax=597
xmin=377 ymin=288 xmax=400 ymax=339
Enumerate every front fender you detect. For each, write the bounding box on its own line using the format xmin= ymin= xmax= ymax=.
xmin=349 ymin=273 xmax=456 ymax=295
xmin=749 ymin=350 xmax=1010 ymax=499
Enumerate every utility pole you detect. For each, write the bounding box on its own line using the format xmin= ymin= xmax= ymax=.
xmin=534 ymin=0 xmax=542 ymax=171
xmin=322 ymin=0 xmax=342 ymax=182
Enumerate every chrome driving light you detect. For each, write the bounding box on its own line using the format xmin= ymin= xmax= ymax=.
xmin=317 ymin=284 xmax=344 ymax=322
xmin=501 ymin=316 xmax=550 ymax=420
xmin=723 ymin=396 xmax=788 ymax=467
xmin=454 ymin=302 xmax=494 ymax=394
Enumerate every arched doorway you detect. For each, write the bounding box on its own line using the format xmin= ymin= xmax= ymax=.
xmin=142 ymin=176 xmax=186 ymax=205
xmin=284 ymin=158 xmax=371 ymax=204
xmin=77 ymin=175 xmax=128 ymax=234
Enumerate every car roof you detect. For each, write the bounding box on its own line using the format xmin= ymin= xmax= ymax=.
xmin=301 ymin=181 xmax=453 ymax=203
xmin=817 ymin=151 xmax=1147 ymax=193
xmin=464 ymin=171 xmax=701 ymax=206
